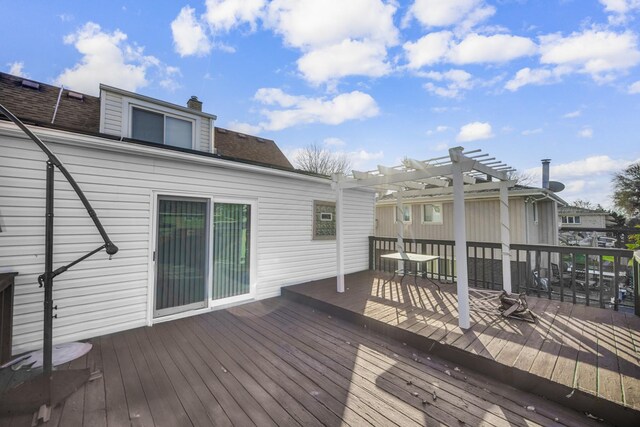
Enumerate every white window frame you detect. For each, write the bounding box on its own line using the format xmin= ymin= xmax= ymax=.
xmin=421 ymin=203 xmax=443 ymax=225
xmin=561 ymin=215 xmax=581 ymax=225
xmin=313 ymin=200 xmax=336 ymax=240
xmin=148 ymin=190 xmax=258 ymax=325
xmin=122 ymin=97 xmax=199 ymax=150
xmin=393 ymin=205 xmax=412 ymax=224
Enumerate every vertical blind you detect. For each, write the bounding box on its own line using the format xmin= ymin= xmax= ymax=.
xmin=213 ymin=203 xmax=251 ymax=300
xmin=156 ymin=199 xmax=208 ymax=311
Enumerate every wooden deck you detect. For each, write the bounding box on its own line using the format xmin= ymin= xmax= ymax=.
xmin=283 ymin=270 xmax=640 ymax=426
xmin=0 ymin=297 xmax=611 ymax=427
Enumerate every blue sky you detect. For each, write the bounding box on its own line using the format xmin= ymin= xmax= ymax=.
xmin=2 ymin=0 xmax=640 ymax=209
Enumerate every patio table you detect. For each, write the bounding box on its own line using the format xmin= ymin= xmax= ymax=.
xmin=380 ymin=252 xmax=441 ymax=291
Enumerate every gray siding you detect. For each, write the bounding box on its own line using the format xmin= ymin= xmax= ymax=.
xmin=0 ymin=125 xmax=374 ymax=353
xmin=376 ymin=198 xmax=527 ymax=243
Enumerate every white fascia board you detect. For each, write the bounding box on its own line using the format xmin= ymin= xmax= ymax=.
xmin=0 ymin=122 xmax=337 ymax=187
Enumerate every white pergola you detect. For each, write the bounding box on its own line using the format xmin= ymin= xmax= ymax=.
xmin=332 ymin=147 xmax=517 ymax=329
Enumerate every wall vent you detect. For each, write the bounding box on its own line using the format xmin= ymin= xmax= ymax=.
xmin=21 ymin=80 xmax=40 ymax=90
xmin=67 ymin=91 xmax=84 ymax=101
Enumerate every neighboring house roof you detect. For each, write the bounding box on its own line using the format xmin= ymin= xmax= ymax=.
xmin=377 ymin=184 xmax=567 ymax=206
xmin=215 ymin=127 xmax=292 ymax=169
xmin=0 ymin=72 xmax=100 ymax=133
xmin=0 ymin=72 xmax=293 ymax=170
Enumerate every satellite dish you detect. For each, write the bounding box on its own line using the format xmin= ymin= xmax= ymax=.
xmin=548 ymin=181 xmax=565 ymax=192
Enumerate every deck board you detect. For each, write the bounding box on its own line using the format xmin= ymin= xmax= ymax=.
xmin=283 ymin=270 xmax=640 ymax=426
xmin=0 ymin=286 xmax=634 ymax=426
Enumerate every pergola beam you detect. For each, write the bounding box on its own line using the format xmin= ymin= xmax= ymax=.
xmin=339 ymin=162 xmax=474 ymax=189
xmin=377 ymin=180 xmax=517 ymax=200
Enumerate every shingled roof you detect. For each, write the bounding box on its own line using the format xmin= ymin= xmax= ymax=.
xmin=0 ymin=72 xmax=293 ymax=170
xmin=214 ymin=128 xmax=292 ymax=169
xmin=0 ymin=72 xmax=100 ymax=133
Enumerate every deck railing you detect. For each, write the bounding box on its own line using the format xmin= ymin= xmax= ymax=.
xmin=369 ymin=236 xmax=638 ymax=313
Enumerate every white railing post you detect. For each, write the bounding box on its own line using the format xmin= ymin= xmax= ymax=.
xmin=335 ymin=175 xmax=345 ymax=293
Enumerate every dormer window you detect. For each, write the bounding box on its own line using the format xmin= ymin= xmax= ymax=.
xmin=131 ymin=107 xmax=193 ymax=149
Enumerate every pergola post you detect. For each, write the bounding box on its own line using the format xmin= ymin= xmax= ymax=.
xmin=395 ymin=189 xmax=405 ymax=271
xmin=450 ymin=148 xmax=470 ymax=329
xmin=335 ymin=176 xmax=345 ymax=293
xmin=499 ymin=181 xmax=512 ymax=294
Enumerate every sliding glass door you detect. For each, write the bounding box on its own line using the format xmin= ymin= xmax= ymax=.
xmin=212 ymin=203 xmax=251 ymax=300
xmin=154 ymin=197 xmax=208 ymax=317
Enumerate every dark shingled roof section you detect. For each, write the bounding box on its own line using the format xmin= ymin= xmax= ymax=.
xmin=214 ymin=127 xmax=293 ymax=169
xmin=0 ymin=72 xmax=100 ymax=133
xmin=1 ymin=72 xmax=294 ymax=170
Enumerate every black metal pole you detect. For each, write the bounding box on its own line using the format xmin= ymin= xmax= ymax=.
xmin=43 ymin=161 xmax=54 ymax=385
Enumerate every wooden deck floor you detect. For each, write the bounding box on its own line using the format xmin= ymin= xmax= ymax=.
xmin=0 ymin=297 xmax=609 ymax=427
xmin=283 ymin=270 xmax=640 ymax=426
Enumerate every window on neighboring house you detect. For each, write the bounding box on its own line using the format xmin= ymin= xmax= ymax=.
xmin=313 ymin=200 xmax=336 ymax=240
xmin=393 ymin=205 xmax=412 ymax=223
xmin=131 ymin=107 xmax=193 ymax=149
xmin=422 ymin=203 xmax=443 ymax=224
xmin=561 ymin=215 xmax=581 ymax=224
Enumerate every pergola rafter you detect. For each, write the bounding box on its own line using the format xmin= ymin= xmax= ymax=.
xmin=333 ymin=146 xmax=517 ymax=329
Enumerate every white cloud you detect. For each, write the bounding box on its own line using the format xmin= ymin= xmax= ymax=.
xmin=563 ymin=109 xmax=582 ymax=118
xmin=346 ymin=149 xmax=385 ymax=170
xmin=578 ymin=127 xmax=594 ymax=138
xmin=431 ymin=142 xmax=450 ymax=151
xmin=171 ymin=6 xmax=212 ymax=57
xmin=264 ymin=0 xmax=398 ymax=84
xmin=406 ymin=0 xmax=494 ymax=29
xmin=251 ymin=88 xmax=379 ymax=131
xmin=7 ymin=61 xmax=28 ymax=77
xmin=456 ymin=121 xmax=494 ymax=142
xmin=426 ymin=125 xmax=450 ymax=136
xmin=629 ymin=80 xmax=640 ymax=93
xmin=599 ymin=0 xmax=640 ymax=24
xmin=204 ymin=0 xmax=265 ymax=32
xmin=265 ymin=0 xmax=398 ymax=49
xmin=56 ymin=22 xmax=174 ymax=95
xmin=226 ymin=121 xmax=263 ymax=135
xmin=297 ymin=39 xmax=391 ymax=84
xmin=447 ymin=33 xmax=537 ymax=64
xmin=504 ymin=66 xmax=569 ymax=91
xmin=404 ymin=32 xmax=536 ymax=69
xmin=539 ymin=30 xmax=640 ymax=82
xmin=324 ymin=137 xmax=345 ymax=147
xmin=521 ymin=128 xmax=543 ymax=136
xmin=422 ymin=69 xmax=473 ymax=98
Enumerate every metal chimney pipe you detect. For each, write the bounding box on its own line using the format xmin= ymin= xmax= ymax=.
xmin=541 ymin=159 xmax=550 ymax=189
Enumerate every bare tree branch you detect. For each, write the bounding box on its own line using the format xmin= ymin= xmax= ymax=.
xmin=294 ymin=143 xmax=351 ymax=176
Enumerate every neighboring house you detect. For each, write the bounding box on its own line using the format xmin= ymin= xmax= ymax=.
xmin=0 ymin=72 xmax=375 ymax=354
xmin=376 ymin=186 xmax=566 ymax=245
xmin=558 ymin=206 xmax=612 ymax=229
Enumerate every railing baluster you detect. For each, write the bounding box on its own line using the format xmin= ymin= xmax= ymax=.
xmin=614 ymin=256 xmax=620 ymax=311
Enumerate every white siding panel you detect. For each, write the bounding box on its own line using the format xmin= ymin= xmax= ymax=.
xmin=101 ymin=91 xmax=123 ymax=136
xmin=0 ymin=129 xmax=375 ymax=353
xmin=200 ymin=119 xmax=211 ymax=152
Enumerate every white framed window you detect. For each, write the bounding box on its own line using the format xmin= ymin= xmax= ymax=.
xmin=422 ymin=203 xmax=443 ymax=224
xmin=561 ymin=215 xmax=581 ymax=224
xmin=393 ymin=205 xmax=412 ymax=224
xmin=131 ymin=106 xmax=195 ymax=149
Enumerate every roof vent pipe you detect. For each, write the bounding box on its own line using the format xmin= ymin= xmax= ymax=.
xmin=541 ymin=159 xmax=551 ymax=189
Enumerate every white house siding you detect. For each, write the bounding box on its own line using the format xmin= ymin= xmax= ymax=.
xmin=199 ymin=119 xmax=211 ymax=152
xmin=100 ymin=90 xmax=123 ymax=136
xmin=375 ymin=198 xmax=526 ymax=243
xmin=0 ymin=124 xmax=374 ymax=354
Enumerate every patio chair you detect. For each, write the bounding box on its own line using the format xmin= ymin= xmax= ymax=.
xmin=550 ymin=262 xmax=572 ymax=286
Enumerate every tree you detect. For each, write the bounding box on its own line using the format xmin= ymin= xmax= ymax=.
xmin=294 ymin=143 xmax=351 ymax=176
xmin=613 ymin=162 xmax=640 ymax=218
xmin=570 ymin=199 xmax=606 ymax=211
xmin=506 ymin=170 xmax=535 ymax=186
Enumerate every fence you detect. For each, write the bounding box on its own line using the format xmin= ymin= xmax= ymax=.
xmin=369 ymin=236 xmax=638 ymax=313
